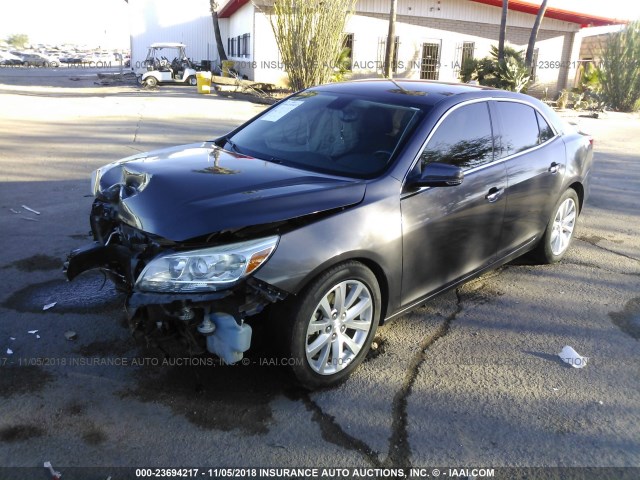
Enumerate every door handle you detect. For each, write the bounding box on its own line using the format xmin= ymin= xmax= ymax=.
xmin=549 ymin=162 xmax=560 ymax=174
xmin=485 ymin=187 xmax=503 ymax=203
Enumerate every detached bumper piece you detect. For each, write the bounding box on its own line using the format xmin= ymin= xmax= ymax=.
xmin=64 ymin=242 xmax=133 ymax=282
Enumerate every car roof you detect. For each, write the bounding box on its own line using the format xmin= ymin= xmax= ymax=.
xmin=311 ymin=79 xmax=524 ymax=108
xmin=309 ymin=78 xmax=566 ymax=136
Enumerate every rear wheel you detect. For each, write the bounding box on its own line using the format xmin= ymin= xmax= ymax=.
xmin=532 ymin=188 xmax=579 ymax=263
xmin=281 ymin=261 xmax=380 ymax=389
xmin=143 ymin=76 xmax=158 ymax=88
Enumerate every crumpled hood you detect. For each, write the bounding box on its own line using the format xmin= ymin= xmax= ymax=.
xmin=95 ymin=142 xmax=366 ymax=242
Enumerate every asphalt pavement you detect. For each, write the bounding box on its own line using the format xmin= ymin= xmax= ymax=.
xmin=0 ymin=69 xmax=638 ymax=477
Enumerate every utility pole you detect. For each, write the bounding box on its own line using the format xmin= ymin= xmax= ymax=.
xmin=383 ymin=0 xmax=397 ymax=78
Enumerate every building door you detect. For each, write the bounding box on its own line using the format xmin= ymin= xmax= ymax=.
xmin=420 ymin=42 xmax=440 ymax=80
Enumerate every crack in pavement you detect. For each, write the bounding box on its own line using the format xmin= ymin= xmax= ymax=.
xmin=302 ymin=256 xmax=612 ymax=467
xmin=132 ymin=102 xmax=145 ymax=144
xmin=301 ymin=395 xmax=383 ymax=467
xmin=303 ymin=288 xmax=465 ymax=469
xmin=576 ymin=236 xmax=640 ymax=264
xmin=385 ymin=288 xmax=463 ymax=468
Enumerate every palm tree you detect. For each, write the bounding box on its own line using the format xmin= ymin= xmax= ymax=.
xmin=209 ymin=0 xmax=228 ymax=62
xmin=498 ymin=0 xmax=508 ymax=62
xmin=383 ymin=0 xmax=398 ymax=78
xmin=526 ymin=0 xmax=548 ymax=67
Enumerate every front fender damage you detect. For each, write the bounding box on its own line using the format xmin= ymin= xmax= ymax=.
xmin=64 ymin=202 xmax=288 ymax=364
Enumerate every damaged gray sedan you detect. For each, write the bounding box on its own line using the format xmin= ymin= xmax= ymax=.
xmin=66 ymin=79 xmax=593 ymax=388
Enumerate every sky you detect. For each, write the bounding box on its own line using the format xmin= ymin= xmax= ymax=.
xmin=0 ymin=0 xmax=639 ymax=49
xmin=0 ymin=0 xmax=130 ymax=48
xmin=547 ymin=0 xmax=640 ymax=22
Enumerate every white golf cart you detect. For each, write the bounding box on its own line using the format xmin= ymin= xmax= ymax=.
xmin=138 ymin=43 xmax=198 ymax=88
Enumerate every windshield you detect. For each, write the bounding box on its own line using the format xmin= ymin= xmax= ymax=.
xmin=228 ymin=91 xmax=423 ymax=178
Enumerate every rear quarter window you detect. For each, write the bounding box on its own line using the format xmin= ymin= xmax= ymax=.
xmin=536 ymin=110 xmax=555 ymax=143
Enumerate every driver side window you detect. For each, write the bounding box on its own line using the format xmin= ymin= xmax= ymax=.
xmin=420 ymin=102 xmax=494 ymax=170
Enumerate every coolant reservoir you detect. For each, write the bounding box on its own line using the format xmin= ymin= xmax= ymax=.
xmin=205 ymin=312 xmax=252 ymax=364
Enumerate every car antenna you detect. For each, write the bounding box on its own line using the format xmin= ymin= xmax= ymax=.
xmin=388 ymin=77 xmax=425 ymax=96
xmin=388 ymin=77 xmax=407 ymax=93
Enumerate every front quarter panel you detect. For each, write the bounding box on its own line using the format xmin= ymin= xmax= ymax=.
xmin=253 ymin=177 xmax=403 ymax=317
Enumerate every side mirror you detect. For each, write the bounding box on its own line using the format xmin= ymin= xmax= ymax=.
xmin=410 ymin=162 xmax=464 ymax=188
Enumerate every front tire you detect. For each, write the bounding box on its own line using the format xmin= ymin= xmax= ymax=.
xmin=532 ymin=188 xmax=579 ymax=263
xmin=282 ymin=261 xmax=380 ymax=389
xmin=187 ymin=75 xmax=197 ymax=86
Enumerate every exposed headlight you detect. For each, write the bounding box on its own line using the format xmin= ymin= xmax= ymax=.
xmin=135 ymin=236 xmax=279 ymax=293
xmin=90 ymin=168 xmax=104 ymax=196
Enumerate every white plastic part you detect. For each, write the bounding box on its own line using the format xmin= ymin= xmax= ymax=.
xmin=559 ymin=345 xmax=588 ymax=369
xmin=205 ymin=312 xmax=252 ymax=364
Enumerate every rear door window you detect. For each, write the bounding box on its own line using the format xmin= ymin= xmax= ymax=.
xmin=495 ymin=102 xmax=540 ymax=159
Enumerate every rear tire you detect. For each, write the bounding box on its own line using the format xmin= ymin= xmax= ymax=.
xmin=279 ymin=261 xmax=380 ymax=390
xmin=532 ymin=188 xmax=579 ymax=264
xmin=144 ymin=77 xmax=158 ymax=88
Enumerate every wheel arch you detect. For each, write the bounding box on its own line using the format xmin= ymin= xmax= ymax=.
xmin=568 ymin=181 xmax=584 ymax=213
xmin=288 ymin=254 xmax=391 ymax=325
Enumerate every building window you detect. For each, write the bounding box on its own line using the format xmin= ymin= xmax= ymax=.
xmin=242 ymin=33 xmax=251 ymax=57
xmin=462 ymin=41 xmax=475 ymax=65
xmin=377 ymin=36 xmax=400 ymax=74
xmin=228 ymin=33 xmax=250 ymax=58
xmin=420 ymin=41 xmax=441 ymax=80
xmin=229 ymin=37 xmax=236 ymax=56
xmin=454 ymin=41 xmax=475 ymax=78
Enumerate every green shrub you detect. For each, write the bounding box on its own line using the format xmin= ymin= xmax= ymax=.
xmin=458 ymin=44 xmax=530 ymax=93
xmin=597 ymin=21 xmax=640 ymax=112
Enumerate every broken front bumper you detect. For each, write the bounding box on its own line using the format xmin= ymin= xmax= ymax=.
xmin=65 ymin=231 xmax=285 ymax=363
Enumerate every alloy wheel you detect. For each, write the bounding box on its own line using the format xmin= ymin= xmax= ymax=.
xmin=550 ymin=197 xmax=576 ymax=256
xmin=305 ymin=280 xmax=373 ymax=375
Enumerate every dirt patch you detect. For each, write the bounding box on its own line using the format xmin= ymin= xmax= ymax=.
xmin=610 ymin=297 xmax=640 ymax=340
xmin=0 ymin=424 xmax=44 ymax=442
xmin=3 ymin=254 xmax=62 ymax=272
xmin=0 ymin=366 xmax=54 ymax=398
xmin=82 ymin=425 xmax=108 ymax=445
xmin=75 ymin=339 xmax=134 ymax=357
xmin=123 ymin=346 xmax=303 ymax=435
xmin=578 ymin=234 xmax=605 ymax=245
xmin=64 ymin=402 xmax=86 ymax=416
xmin=2 ymin=271 xmax=124 ymax=314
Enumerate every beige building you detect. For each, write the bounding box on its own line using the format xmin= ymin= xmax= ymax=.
xmin=128 ymin=0 xmax=621 ymax=97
